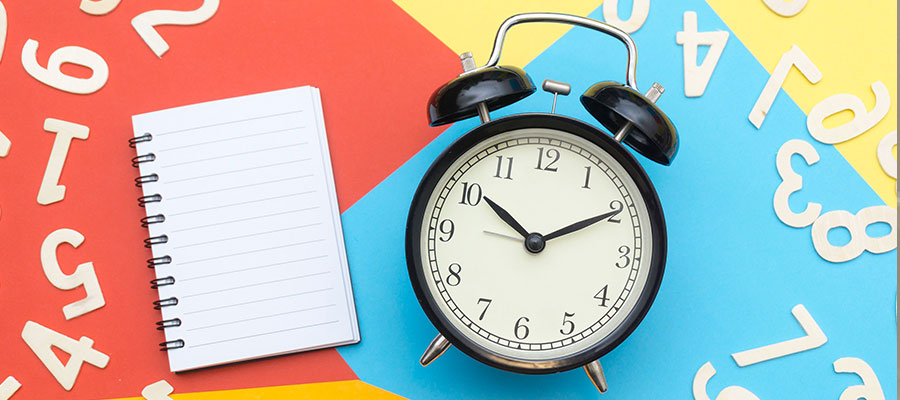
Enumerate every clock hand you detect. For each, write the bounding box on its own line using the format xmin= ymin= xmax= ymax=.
xmin=483 ymin=196 xmax=530 ymax=238
xmin=483 ymin=230 xmax=522 ymax=242
xmin=543 ymin=208 xmax=623 ymax=241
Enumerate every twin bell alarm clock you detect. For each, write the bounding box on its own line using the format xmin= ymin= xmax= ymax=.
xmin=405 ymin=13 xmax=678 ymax=393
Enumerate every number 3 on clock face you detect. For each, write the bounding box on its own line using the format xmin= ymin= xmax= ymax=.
xmin=407 ymin=115 xmax=666 ymax=373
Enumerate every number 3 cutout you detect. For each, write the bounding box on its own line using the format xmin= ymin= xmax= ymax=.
xmin=40 ymin=228 xmax=106 ymax=320
xmin=131 ymin=0 xmax=220 ymax=58
xmin=774 ymin=140 xmax=822 ymax=228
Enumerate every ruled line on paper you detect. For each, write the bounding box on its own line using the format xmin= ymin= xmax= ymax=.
xmin=154 ymin=110 xmax=303 ymax=136
xmin=179 ymin=255 xmax=329 ymax=282
xmin=188 ymin=320 xmax=340 ymax=348
xmin=166 ymin=175 xmax=313 ymax=200
xmin=158 ymin=126 xmax=305 ymax=152
xmin=171 ymin=207 xmax=319 ymax=233
xmin=175 ymin=222 xmax=323 ymax=249
xmin=181 ymin=270 xmax=331 ymax=299
xmin=161 ymin=143 xmax=308 ymax=168
xmin=186 ymin=304 xmax=337 ymax=332
xmin=168 ymin=191 xmax=316 ymax=217
xmin=178 ymin=239 xmax=326 ymax=266
xmin=165 ymin=159 xmax=310 ymax=184
xmin=184 ymin=287 xmax=334 ymax=315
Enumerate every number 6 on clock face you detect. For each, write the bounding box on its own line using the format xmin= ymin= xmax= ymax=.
xmin=407 ymin=115 xmax=666 ymax=373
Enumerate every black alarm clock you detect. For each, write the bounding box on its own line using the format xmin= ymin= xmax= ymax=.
xmin=405 ymin=13 xmax=678 ymax=393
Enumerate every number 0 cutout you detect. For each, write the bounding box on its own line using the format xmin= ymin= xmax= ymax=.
xmin=79 ymin=0 xmax=122 ymax=16
xmin=691 ymin=362 xmax=760 ymax=400
xmin=21 ymin=39 xmax=109 ymax=95
xmin=877 ymin=131 xmax=896 ymax=179
xmin=21 ymin=321 xmax=109 ymax=391
xmin=833 ymin=357 xmax=885 ymax=400
xmin=676 ymin=11 xmax=729 ymax=97
xmin=774 ymin=139 xmax=822 ymax=227
xmin=0 ymin=376 xmax=21 ymax=400
xmin=807 ymin=81 xmax=891 ymax=144
xmin=40 ymin=228 xmax=106 ymax=319
xmin=731 ymin=304 xmax=826 ymax=367
xmin=602 ymin=0 xmax=649 ymax=34
xmin=142 ymin=380 xmax=174 ymax=400
xmin=762 ymin=0 xmax=808 ymax=17
xmin=37 ymin=118 xmax=89 ymax=205
xmin=749 ymin=45 xmax=821 ymax=129
xmin=131 ymin=0 xmax=220 ymax=58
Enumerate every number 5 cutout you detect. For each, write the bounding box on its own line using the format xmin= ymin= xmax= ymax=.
xmin=731 ymin=304 xmax=826 ymax=367
xmin=41 ymin=228 xmax=106 ymax=320
xmin=131 ymin=0 xmax=219 ymax=58
xmin=692 ymin=362 xmax=760 ymax=400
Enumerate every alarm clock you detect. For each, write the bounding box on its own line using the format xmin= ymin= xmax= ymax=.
xmin=405 ymin=13 xmax=678 ymax=393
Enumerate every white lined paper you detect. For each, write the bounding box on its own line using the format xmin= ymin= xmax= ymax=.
xmin=133 ymin=86 xmax=359 ymax=372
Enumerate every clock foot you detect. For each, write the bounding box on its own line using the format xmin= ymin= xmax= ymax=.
xmin=420 ymin=334 xmax=452 ymax=366
xmin=584 ymin=360 xmax=608 ymax=393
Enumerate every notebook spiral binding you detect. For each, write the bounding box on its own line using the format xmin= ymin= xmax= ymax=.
xmin=130 ymin=133 xmax=184 ymax=351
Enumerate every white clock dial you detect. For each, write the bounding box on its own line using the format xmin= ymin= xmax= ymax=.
xmin=418 ymin=127 xmax=655 ymax=361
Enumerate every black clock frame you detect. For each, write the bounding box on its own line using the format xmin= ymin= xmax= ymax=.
xmin=406 ymin=113 xmax=667 ymax=374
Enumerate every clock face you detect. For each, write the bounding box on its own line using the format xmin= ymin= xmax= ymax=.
xmin=407 ymin=115 xmax=666 ymax=373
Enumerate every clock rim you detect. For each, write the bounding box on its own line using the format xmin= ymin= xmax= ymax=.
xmin=406 ymin=113 xmax=667 ymax=374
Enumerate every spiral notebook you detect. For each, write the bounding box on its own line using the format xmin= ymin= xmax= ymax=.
xmin=130 ymin=86 xmax=360 ymax=372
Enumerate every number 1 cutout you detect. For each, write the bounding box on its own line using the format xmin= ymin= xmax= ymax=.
xmin=37 ymin=118 xmax=89 ymax=205
xmin=692 ymin=362 xmax=760 ymax=400
xmin=131 ymin=0 xmax=220 ymax=58
xmin=676 ymin=11 xmax=729 ymax=97
xmin=0 ymin=376 xmax=21 ymax=400
xmin=731 ymin=304 xmax=826 ymax=367
xmin=748 ymin=45 xmax=821 ymax=129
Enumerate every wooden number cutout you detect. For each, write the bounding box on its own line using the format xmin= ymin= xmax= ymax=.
xmin=131 ymin=0 xmax=220 ymax=58
xmin=731 ymin=304 xmax=826 ymax=367
xmin=762 ymin=0 xmax=808 ymax=17
xmin=602 ymin=0 xmax=649 ymax=34
xmin=811 ymin=206 xmax=896 ymax=263
xmin=0 ymin=0 xmax=6 ymax=65
xmin=79 ymin=0 xmax=121 ymax=16
xmin=877 ymin=131 xmax=896 ymax=179
xmin=774 ymin=139 xmax=822 ymax=227
xmin=834 ymin=357 xmax=885 ymax=400
xmin=0 ymin=129 xmax=9 ymax=157
xmin=807 ymin=81 xmax=891 ymax=144
xmin=142 ymin=380 xmax=174 ymax=400
xmin=749 ymin=45 xmax=821 ymax=129
xmin=0 ymin=376 xmax=21 ymax=400
xmin=692 ymin=362 xmax=760 ymax=400
xmin=21 ymin=321 xmax=109 ymax=391
xmin=37 ymin=119 xmax=89 ymax=205
xmin=40 ymin=228 xmax=105 ymax=320
xmin=676 ymin=11 xmax=729 ymax=97
xmin=21 ymin=39 xmax=109 ymax=94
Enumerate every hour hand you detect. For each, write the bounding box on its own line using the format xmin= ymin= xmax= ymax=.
xmin=483 ymin=196 xmax=529 ymax=238
xmin=543 ymin=208 xmax=622 ymax=241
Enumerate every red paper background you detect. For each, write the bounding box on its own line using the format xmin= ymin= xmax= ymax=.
xmin=0 ymin=1 xmax=457 ymax=398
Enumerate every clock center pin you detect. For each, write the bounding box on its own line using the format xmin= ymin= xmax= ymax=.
xmin=524 ymin=232 xmax=546 ymax=254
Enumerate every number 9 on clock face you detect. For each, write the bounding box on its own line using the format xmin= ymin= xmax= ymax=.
xmin=406 ymin=115 xmax=666 ymax=373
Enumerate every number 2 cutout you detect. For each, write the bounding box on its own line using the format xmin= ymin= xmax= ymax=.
xmin=40 ymin=228 xmax=106 ymax=320
xmin=131 ymin=0 xmax=220 ymax=58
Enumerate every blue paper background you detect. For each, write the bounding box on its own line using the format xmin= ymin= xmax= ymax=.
xmin=338 ymin=1 xmax=897 ymax=398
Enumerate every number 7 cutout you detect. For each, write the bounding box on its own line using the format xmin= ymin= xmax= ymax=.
xmin=731 ymin=304 xmax=826 ymax=367
xmin=748 ymin=45 xmax=821 ymax=129
xmin=676 ymin=11 xmax=729 ymax=98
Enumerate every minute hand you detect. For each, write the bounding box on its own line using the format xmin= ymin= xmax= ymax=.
xmin=543 ymin=209 xmax=622 ymax=241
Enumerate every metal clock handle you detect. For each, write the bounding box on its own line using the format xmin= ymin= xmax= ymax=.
xmin=475 ymin=12 xmax=639 ymax=91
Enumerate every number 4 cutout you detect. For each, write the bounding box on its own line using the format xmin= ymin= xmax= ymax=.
xmin=731 ymin=304 xmax=826 ymax=367
xmin=21 ymin=321 xmax=109 ymax=391
xmin=676 ymin=11 xmax=729 ymax=98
